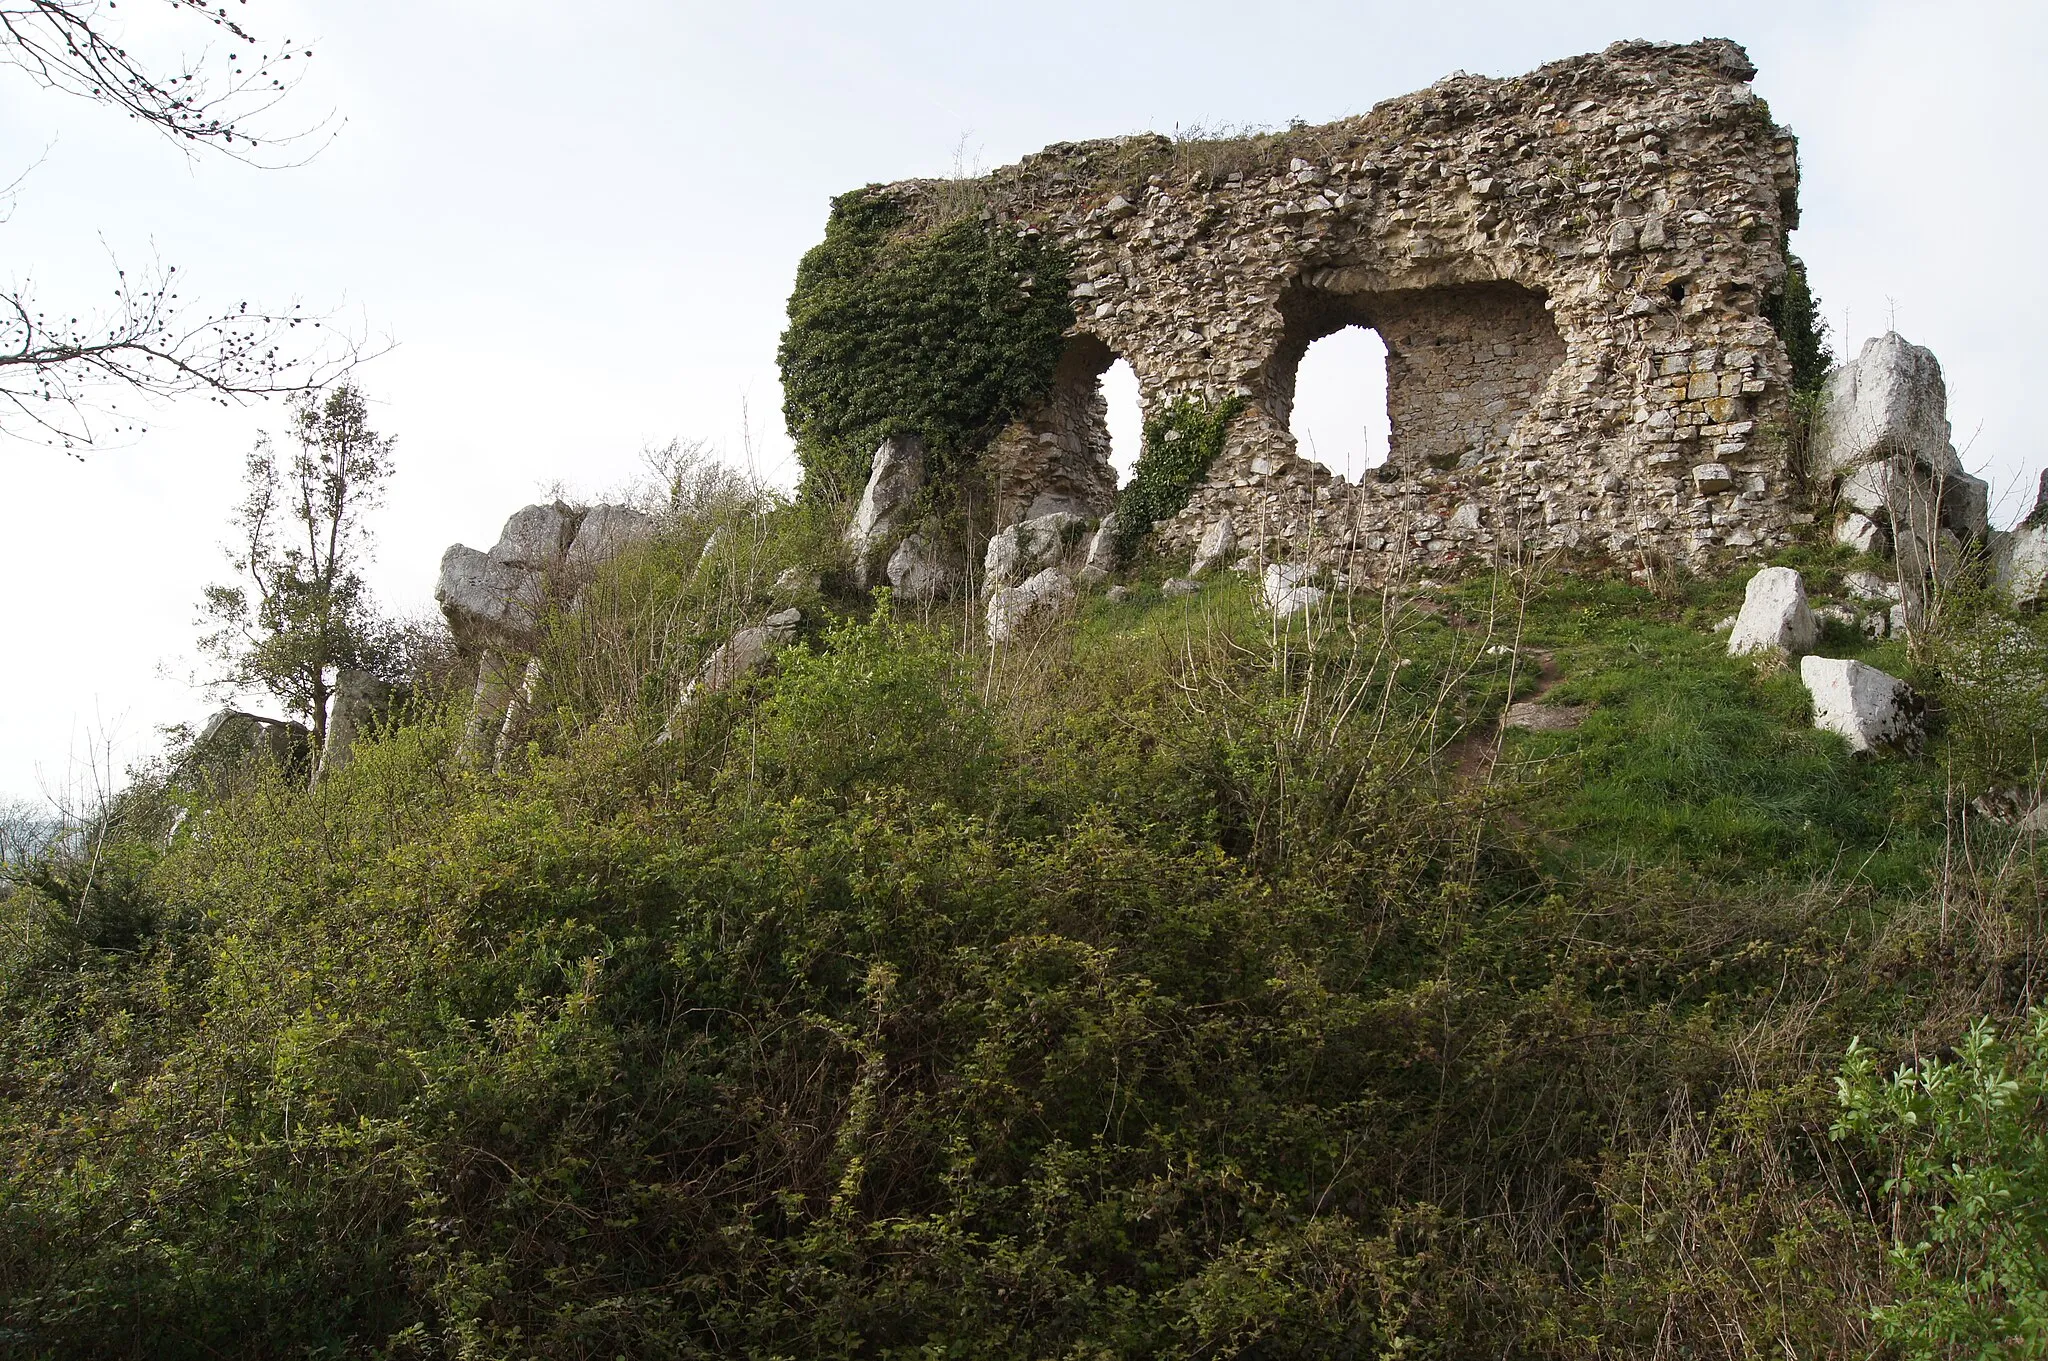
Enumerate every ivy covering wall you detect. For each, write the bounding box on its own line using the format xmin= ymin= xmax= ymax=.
xmin=1113 ymin=395 xmax=1246 ymax=558
xmin=778 ymin=189 xmax=1074 ymax=499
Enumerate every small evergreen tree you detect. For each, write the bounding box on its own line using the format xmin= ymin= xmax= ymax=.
xmin=200 ymin=383 xmax=395 ymax=765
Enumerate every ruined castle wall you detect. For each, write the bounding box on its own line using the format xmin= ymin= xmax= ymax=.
xmin=881 ymin=38 xmax=1807 ymax=576
xmin=982 ymin=336 xmax=1118 ymax=523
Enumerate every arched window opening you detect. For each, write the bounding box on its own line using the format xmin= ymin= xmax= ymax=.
xmin=1100 ymin=358 xmax=1143 ymax=488
xmin=1290 ymin=326 xmax=1390 ymax=482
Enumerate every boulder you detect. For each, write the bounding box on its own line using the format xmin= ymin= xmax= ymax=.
xmin=319 ymin=668 xmax=398 ymax=780
xmin=1726 ymin=566 xmax=1818 ymax=659
xmin=845 ymin=435 xmax=925 ymax=589
xmin=1260 ymin=562 xmax=1326 ymax=620
xmin=1503 ymin=701 xmax=1588 ymax=732
xmin=1834 ymin=511 xmax=1883 ymax=555
xmin=1812 ymin=333 xmax=1955 ymax=477
xmin=1993 ymin=518 xmax=2048 ymax=608
xmin=436 ymin=544 xmax=547 ymax=651
xmin=668 ymin=609 xmax=802 ymax=723
xmin=1161 ymin=577 xmax=1201 ymax=599
xmin=986 ymin=568 xmax=1075 ymax=643
xmin=886 ymin=531 xmax=957 ymax=605
xmin=1813 ymin=334 xmax=1990 ymax=560
xmin=984 ymin=511 xmax=1092 ymax=591
xmin=1842 ymin=570 xmax=1901 ymax=604
xmin=1189 ymin=515 xmax=1236 ymax=578
xmin=565 ymin=504 xmax=655 ymax=571
xmin=1799 ymin=656 xmax=1924 ymax=754
xmin=1077 ymin=513 xmax=1120 ymax=585
xmin=185 ymin=708 xmax=312 ymax=776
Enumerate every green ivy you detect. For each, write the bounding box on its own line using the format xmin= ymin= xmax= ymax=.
xmin=1766 ymin=252 xmax=1833 ymax=397
xmin=1113 ymin=394 xmax=1246 ymax=558
xmin=778 ymin=189 xmax=1074 ymax=499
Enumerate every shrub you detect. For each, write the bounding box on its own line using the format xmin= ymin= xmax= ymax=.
xmin=1835 ymin=1012 xmax=2048 ymax=1358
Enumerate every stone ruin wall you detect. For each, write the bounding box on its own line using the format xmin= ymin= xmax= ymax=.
xmin=937 ymin=38 xmax=1806 ymax=574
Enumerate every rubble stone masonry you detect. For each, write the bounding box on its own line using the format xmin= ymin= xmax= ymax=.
xmin=884 ymin=38 xmax=1805 ymax=575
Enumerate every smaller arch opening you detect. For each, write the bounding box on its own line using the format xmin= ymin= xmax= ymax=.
xmin=1289 ymin=325 xmax=1391 ymax=483
xmin=1100 ymin=358 xmax=1143 ymax=488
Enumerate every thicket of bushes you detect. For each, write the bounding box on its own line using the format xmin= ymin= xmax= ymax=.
xmin=4 ymin=488 xmax=2047 ymax=1359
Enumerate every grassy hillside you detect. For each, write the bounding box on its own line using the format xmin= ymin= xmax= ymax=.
xmin=2 ymin=499 xmax=2043 ymax=1359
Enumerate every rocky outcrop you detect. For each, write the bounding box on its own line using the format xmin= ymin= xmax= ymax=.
xmin=1799 ymin=656 xmax=1923 ymax=754
xmin=886 ymin=531 xmax=957 ymax=605
xmin=318 ymin=669 xmax=399 ymax=781
xmin=985 ymin=511 xmax=1093 ymax=591
xmin=1992 ymin=472 xmax=2048 ymax=608
xmin=1727 ymin=566 xmax=1817 ymax=659
xmin=437 ymin=501 xmax=655 ymax=765
xmin=1076 ymin=513 xmax=1121 ymax=585
xmin=1813 ymin=333 xmax=1988 ymax=605
xmin=668 ymin=608 xmax=802 ymax=723
xmin=986 ymin=568 xmax=1075 ymax=643
xmin=183 ymin=709 xmax=311 ymax=777
xmin=845 ymin=436 xmax=925 ymax=590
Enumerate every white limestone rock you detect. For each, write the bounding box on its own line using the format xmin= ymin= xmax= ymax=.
xmin=1260 ymin=562 xmax=1326 ymax=620
xmin=490 ymin=501 xmax=581 ymax=570
xmin=1993 ymin=524 xmax=2048 ymax=608
xmin=665 ymin=609 xmax=803 ymax=735
xmin=1813 ymin=333 xmax=1957 ymax=480
xmin=1188 ymin=515 xmax=1236 ymax=578
xmin=984 ymin=511 xmax=1091 ymax=591
xmin=1726 ymin=566 xmax=1818 ymax=659
xmin=436 ymin=544 xmax=546 ymax=650
xmin=566 ymin=505 xmax=655 ymax=572
xmin=1799 ymin=656 xmax=1924 ymax=754
xmin=1161 ymin=577 xmax=1200 ymax=598
xmin=1076 ymin=513 xmax=1120 ymax=585
xmin=1834 ymin=511 xmax=1883 ymax=555
xmin=845 ymin=435 xmax=926 ymax=589
xmin=886 ymin=531 xmax=956 ymax=605
xmin=318 ymin=668 xmax=397 ymax=780
xmin=1842 ymin=570 xmax=1901 ymax=604
xmin=985 ymin=567 xmax=1075 ymax=643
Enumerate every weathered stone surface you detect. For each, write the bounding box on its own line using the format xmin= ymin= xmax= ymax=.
xmin=1813 ymin=333 xmax=1956 ymax=478
xmin=1260 ymin=562 xmax=1326 ymax=619
xmin=187 ymin=709 xmax=311 ymax=774
xmin=1993 ymin=525 xmax=2048 ymax=607
xmin=319 ymin=669 xmax=397 ymax=780
xmin=1799 ymin=656 xmax=1923 ymax=754
xmin=1105 ymin=583 xmax=1134 ymax=603
xmin=1727 ymin=566 xmax=1817 ymax=658
xmin=1503 ymin=701 xmax=1588 ymax=732
xmin=1161 ymin=577 xmax=1200 ymax=598
xmin=490 ymin=502 xmax=581 ymax=570
xmin=887 ymin=531 xmax=957 ymax=605
xmin=985 ymin=511 xmax=1092 ymax=590
xmin=773 ymin=565 xmax=822 ymax=600
xmin=1077 ymin=513 xmax=1120 ymax=585
xmin=846 ymin=435 xmax=926 ymax=589
xmin=671 ymin=609 xmax=802 ymax=717
xmin=986 ymin=568 xmax=1076 ymax=642
xmin=1812 ymin=333 xmax=1988 ymax=607
xmin=437 ymin=545 xmax=547 ymax=651
xmin=1189 ymin=515 xmax=1236 ymax=578
xmin=1834 ymin=511 xmax=1882 ymax=555
xmin=566 ymin=505 xmax=656 ymax=572
xmin=870 ymin=39 xmax=1805 ymax=577
xmin=1842 ymin=570 xmax=1900 ymax=604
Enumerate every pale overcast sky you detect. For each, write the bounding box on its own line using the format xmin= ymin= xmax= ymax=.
xmin=1 ymin=0 xmax=2042 ymax=801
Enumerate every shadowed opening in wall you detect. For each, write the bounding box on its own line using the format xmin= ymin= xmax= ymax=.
xmin=1290 ymin=325 xmax=1391 ymax=483
xmin=1101 ymin=358 xmax=1143 ymax=488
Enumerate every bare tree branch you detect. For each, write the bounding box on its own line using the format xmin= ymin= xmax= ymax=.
xmin=0 ymin=243 xmax=374 ymax=450
xmin=0 ymin=0 xmax=332 ymax=162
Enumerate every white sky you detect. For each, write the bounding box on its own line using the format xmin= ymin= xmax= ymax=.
xmin=1 ymin=0 xmax=2042 ymax=801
